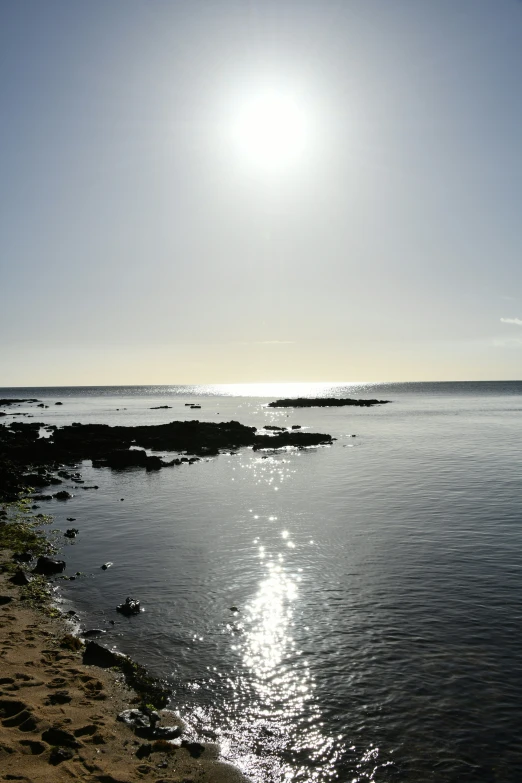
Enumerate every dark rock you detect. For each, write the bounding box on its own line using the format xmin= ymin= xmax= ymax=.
xmin=101 ymin=449 xmax=173 ymax=471
xmin=9 ymin=570 xmax=32 ymax=586
xmin=253 ymin=432 xmax=333 ymax=450
xmin=64 ymin=528 xmax=79 ymax=538
xmin=82 ymin=629 xmax=107 ymax=638
xmin=268 ymin=397 xmax=390 ymax=408
xmin=34 ymin=557 xmax=66 ymax=575
xmin=31 ymin=494 xmax=53 ymax=500
xmin=136 ymin=743 xmax=153 ymax=759
xmin=291 ymin=425 xmax=301 ymax=429
xmin=116 ymin=597 xmax=141 ymax=616
xmin=66 ymin=517 xmax=76 ymax=521
xmin=83 ymin=643 xmax=170 ymax=708
xmin=0 ymin=399 xmax=39 ymax=405
xmin=229 ymin=606 xmax=239 ymax=613
xmin=101 ymin=562 xmax=113 ymax=570
xmin=150 ymin=406 xmax=171 ymax=409
xmin=12 ymin=551 xmax=33 ymax=563
xmin=0 ymin=596 xmax=13 ymax=606
xmin=150 ymin=726 xmax=181 ymax=740
xmin=55 ymin=402 xmax=63 ymax=405
xmin=54 ymin=490 xmax=73 ymax=500
xmin=42 ymin=727 xmax=80 ymax=748
xmin=264 ymin=425 xmax=283 ymax=431
xmin=24 ymin=473 xmax=53 ymax=487
xmin=82 ymin=641 xmax=129 ymax=668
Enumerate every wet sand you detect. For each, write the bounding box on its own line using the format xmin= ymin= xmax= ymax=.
xmin=0 ymin=570 xmax=248 ymax=783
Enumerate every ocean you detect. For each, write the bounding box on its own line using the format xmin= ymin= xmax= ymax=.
xmin=2 ymin=381 xmax=522 ymax=782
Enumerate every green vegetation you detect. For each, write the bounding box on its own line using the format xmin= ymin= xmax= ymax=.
xmin=0 ymin=500 xmax=61 ymax=615
xmin=0 ymin=499 xmax=56 ymax=561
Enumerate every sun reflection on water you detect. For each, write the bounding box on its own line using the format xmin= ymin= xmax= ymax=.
xmin=222 ymin=536 xmax=349 ymax=782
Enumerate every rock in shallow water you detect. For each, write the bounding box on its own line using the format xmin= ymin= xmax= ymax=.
xmin=34 ymin=557 xmax=66 ymax=575
xmin=82 ymin=641 xmax=128 ymax=668
xmin=116 ymin=596 xmax=141 ymax=616
xmin=54 ymin=490 xmax=73 ymax=500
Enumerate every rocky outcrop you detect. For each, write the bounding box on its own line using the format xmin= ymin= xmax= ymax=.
xmin=268 ymin=397 xmax=390 ymax=408
xmin=0 ymin=399 xmax=39 ymax=406
xmin=0 ymin=417 xmax=333 ymax=478
xmin=253 ymin=432 xmax=332 ymax=450
xmin=99 ymin=450 xmax=174 ymax=471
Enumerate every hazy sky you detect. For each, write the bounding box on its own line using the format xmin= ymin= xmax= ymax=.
xmin=2 ymin=0 xmax=522 ymax=386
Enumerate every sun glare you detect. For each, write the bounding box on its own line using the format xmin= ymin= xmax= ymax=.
xmin=232 ymin=89 xmax=308 ymax=172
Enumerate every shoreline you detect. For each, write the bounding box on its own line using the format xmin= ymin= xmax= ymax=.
xmin=0 ymin=507 xmax=249 ymax=782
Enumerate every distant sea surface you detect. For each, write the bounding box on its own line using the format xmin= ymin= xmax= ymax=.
xmin=2 ymin=381 xmax=522 ymax=782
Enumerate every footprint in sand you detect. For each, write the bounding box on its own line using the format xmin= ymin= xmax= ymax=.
xmin=0 ymin=699 xmax=39 ymax=732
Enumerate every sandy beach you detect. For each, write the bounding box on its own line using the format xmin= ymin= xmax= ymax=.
xmin=0 ymin=567 xmax=247 ymax=783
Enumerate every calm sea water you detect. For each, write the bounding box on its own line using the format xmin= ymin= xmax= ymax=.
xmin=2 ymin=381 xmax=522 ymax=782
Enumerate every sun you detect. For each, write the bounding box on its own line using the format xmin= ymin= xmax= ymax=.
xmin=232 ymin=89 xmax=308 ymax=172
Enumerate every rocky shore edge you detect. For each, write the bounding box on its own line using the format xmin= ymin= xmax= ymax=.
xmin=0 ymin=401 xmax=336 ymax=781
xmin=0 ymin=500 xmax=249 ymax=782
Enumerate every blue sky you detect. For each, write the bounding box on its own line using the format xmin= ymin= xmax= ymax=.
xmin=1 ymin=0 xmax=522 ymax=385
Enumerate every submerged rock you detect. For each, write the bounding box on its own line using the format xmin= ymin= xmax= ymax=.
xmin=54 ymin=490 xmax=73 ymax=500
xmin=64 ymin=528 xmax=79 ymax=538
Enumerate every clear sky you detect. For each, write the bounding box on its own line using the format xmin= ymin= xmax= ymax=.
xmin=1 ymin=0 xmax=522 ymax=386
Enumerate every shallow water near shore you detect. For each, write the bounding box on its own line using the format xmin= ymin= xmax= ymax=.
xmin=2 ymin=381 xmax=522 ymax=781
